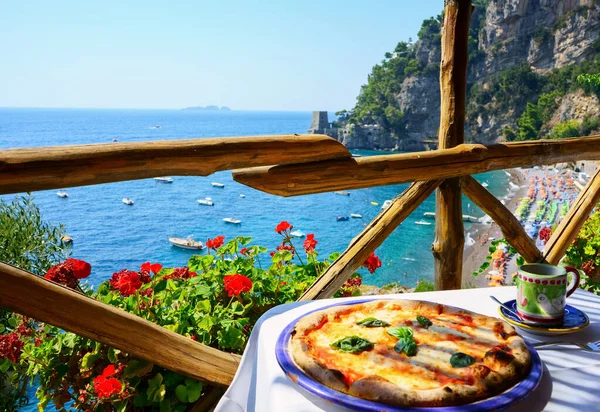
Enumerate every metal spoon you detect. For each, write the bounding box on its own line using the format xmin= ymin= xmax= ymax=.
xmin=490 ymin=296 xmax=525 ymax=322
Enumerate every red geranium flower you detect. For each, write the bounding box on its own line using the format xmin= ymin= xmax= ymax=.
xmin=65 ymin=258 xmax=92 ymax=279
xmin=206 ymin=235 xmax=225 ymax=250
xmin=223 ymin=274 xmax=253 ymax=296
xmin=44 ymin=258 xmax=91 ymax=289
xmin=163 ymin=266 xmax=197 ymax=281
xmin=362 ymin=252 xmax=382 ymax=274
xmin=303 ymin=234 xmax=318 ymax=253
xmin=109 ymin=270 xmax=143 ymax=296
xmin=539 ymin=227 xmax=552 ymax=244
xmin=275 ymin=221 xmax=292 ymax=233
xmin=240 ymin=248 xmax=248 ymax=255
xmin=93 ymin=365 xmax=122 ymax=400
xmin=0 ymin=332 xmax=24 ymax=363
xmin=140 ymin=262 xmax=163 ymax=274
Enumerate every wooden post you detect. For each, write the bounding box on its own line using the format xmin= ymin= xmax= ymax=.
xmin=432 ymin=0 xmax=472 ymax=290
xmin=0 ymin=263 xmax=240 ymax=387
xmin=460 ymin=176 xmax=544 ymax=263
xmin=544 ymin=168 xmax=600 ymax=264
xmin=300 ymin=180 xmax=441 ymax=300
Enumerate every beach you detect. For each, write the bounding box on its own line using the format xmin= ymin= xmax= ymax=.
xmin=462 ymin=165 xmax=581 ymax=289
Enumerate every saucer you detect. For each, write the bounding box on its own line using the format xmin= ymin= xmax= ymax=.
xmin=498 ymin=299 xmax=589 ymax=336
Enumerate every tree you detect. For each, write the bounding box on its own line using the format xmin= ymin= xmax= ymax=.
xmin=0 ymin=195 xmax=70 ymax=411
xmin=515 ymin=103 xmax=542 ymax=141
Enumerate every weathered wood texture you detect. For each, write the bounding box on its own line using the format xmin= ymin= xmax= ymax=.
xmin=0 ymin=134 xmax=350 ymax=195
xmin=544 ymin=168 xmax=600 ymax=265
xmin=232 ymin=136 xmax=600 ymax=197
xmin=460 ymin=176 xmax=544 ymax=263
xmin=299 ymin=180 xmax=442 ymax=301
xmin=432 ymin=0 xmax=472 ymax=290
xmin=0 ymin=262 xmax=241 ymax=387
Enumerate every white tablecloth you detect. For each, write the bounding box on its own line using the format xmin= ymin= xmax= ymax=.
xmin=215 ymin=287 xmax=600 ymax=412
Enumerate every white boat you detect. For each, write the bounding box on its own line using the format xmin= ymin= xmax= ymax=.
xmin=154 ymin=177 xmax=173 ymax=183
xmin=351 ymin=154 xmax=362 ymax=158
xmin=205 ymin=197 xmax=212 ymax=201
xmin=335 ymin=191 xmax=350 ymax=196
xmin=381 ymin=200 xmax=392 ymax=209
xmin=462 ymin=214 xmax=478 ymax=222
xmin=478 ymin=214 xmax=493 ymax=224
xmin=240 ymin=194 xmax=246 ymax=198
xmin=423 ymin=212 xmax=436 ymax=219
xmin=197 ymin=199 xmax=214 ymax=206
xmin=482 ymin=182 xmax=489 ymax=187
xmin=122 ymin=198 xmax=134 ymax=206
xmin=168 ymin=236 xmax=204 ymax=250
xmin=402 ymin=257 xmax=416 ymax=262
xmin=290 ymin=230 xmax=305 ymax=238
xmin=56 ymin=191 xmax=69 ymax=198
xmin=223 ymin=217 xmax=241 ymax=224
xmin=350 ymin=213 xmax=363 ymax=218
xmin=212 ymin=182 xmax=225 ymax=188
xmin=509 ymin=182 xmax=520 ymax=191
xmin=415 ymin=220 xmax=432 ymax=226
xmin=504 ymin=171 xmax=512 ymax=177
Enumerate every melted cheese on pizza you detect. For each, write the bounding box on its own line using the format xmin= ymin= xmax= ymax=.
xmin=303 ymin=302 xmax=515 ymax=390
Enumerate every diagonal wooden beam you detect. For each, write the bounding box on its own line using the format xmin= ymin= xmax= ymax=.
xmin=299 ymin=180 xmax=442 ymax=301
xmin=232 ymin=136 xmax=600 ymax=197
xmin=0 ymin=134 xmax=350 ymax=195
xmin=0 ymin=262 xmax=241 ymax=387
xmin=460 ymin=176 xmax=544 ymax=263
xmin=544 ymin=168 xmax=600 ymax=265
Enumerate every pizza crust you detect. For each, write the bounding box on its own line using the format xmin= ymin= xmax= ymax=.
xmin=289 ymin=299 xmax=532 ymax=407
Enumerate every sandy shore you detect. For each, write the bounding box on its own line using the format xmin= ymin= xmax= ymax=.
xmin=461 ymin=168 xmax=528 ymax=288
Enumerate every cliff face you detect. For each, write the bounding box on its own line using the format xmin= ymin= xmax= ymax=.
xmin=335 ymin=0 xmax=600 ymax=150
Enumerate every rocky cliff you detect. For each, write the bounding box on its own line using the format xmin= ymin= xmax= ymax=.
xmin=334 ymin=0 xmax=600 ymax=150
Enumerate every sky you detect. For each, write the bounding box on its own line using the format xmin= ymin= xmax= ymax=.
xmin=0 ymin=0 xmax=443 ymax=111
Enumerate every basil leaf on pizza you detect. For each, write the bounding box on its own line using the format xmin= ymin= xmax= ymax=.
xmin=417 ymin=315 xmax=432 ymax=328
xmin=450 ymin=352 xmax=475 ymax=368
xmin=386 ymin=326 xmax=413 ymax=340
xmin=356 ymin=317 xmax=390 ymax=327
xmin=394 ymin=337 xmax=417 ymax=356
xmin=330 ymin=336 xmax=374 ymax=353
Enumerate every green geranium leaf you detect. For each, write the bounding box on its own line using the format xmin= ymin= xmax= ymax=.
xmin=0 ymin=324 xmax=5 ymax=333
xmin=124 ymin=359 xmax=153 ymax=378
xmin=356 ymin=317 xmax=390 ymax=327
xmin=154 ymin=280 xmax=167 ymax=293
xmin=0 ymin=358 xmax=12 ymax=373
xmin=394 ymin=337 xmax=417 ymax=356
xmin=175 ymin=385 xmax=188 ymax=403
xmin=386 ymin=326 xmax=413 ymax=340
xmin=417 ymin=315 xmax=432 ymax=328
xmin=8 ymin=317 xmax=17 ymax=328
xmin=330 ymin=336 xmax=374 ymax=353
xmin=107 ymin=348 xmax=120 ymax=363
xmin=147 ymin=373 xmax=166 ymax=403
xmin=450 ymin=352 xmax=475 ymax=368
xmin=80 ymin=352 xmax=101 ymax=369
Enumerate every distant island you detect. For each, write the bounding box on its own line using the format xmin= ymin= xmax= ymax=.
xmin=182 ymin=105 xmax=231 ymax=111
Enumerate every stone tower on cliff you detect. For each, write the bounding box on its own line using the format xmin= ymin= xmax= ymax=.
xmin=308 ymin=111 xmax=329 ymax=134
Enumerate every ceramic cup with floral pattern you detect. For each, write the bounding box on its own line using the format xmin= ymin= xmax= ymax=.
xmin=516 ymin=263 xmax=580 ymax=325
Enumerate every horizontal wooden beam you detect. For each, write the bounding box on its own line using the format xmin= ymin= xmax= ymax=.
xmin=460 ymin=176 xmax=544 ymax=264
xmin=544 ymin=168 xmax=600 ymax=265
xmin=0 ymin=263 xmax=240 ymax=387
xmin=233 ymin=135 xmax=600 ymax=196
xmin=0 ymin=134 xmax=350 ymax=195
xmin=299 ymin=180 xmax=442 ymax=301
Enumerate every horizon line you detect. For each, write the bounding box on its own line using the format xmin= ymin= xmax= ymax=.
xmin=0 ymin=105 xmax=340 ymax=113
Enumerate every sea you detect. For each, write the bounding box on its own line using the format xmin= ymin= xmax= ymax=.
xmin=0 ymin=108 xmax=509 ymax=288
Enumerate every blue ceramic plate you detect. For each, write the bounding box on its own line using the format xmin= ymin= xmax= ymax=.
xmin=499 ymin=299 xmax=589 ymax=336
xmin=276 ymin=299 xmax=543 ymax=411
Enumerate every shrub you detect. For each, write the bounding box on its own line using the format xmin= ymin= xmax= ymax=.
xmin=580 ymin=116 xmax=600 ymax=136
xmin=548 ymin=120 xmax=580 ymax=139
xmin=2 ymin=223 xmax=382 ymax=410
xmin=565 ymin=210 xmax=600 ymax=294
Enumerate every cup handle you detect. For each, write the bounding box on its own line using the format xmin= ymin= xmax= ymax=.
xmin=563 ymin=266 xmax=581 ymax=297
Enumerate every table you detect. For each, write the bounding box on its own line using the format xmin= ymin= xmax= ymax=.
xmin=215 ymin=287 xmax=600 ymax=412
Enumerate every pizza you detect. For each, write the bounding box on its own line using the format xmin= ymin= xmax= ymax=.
xmin=289 ymin=299 xmax=531 ymax=407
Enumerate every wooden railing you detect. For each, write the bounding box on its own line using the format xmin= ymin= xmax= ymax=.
xmin=1 ymin=0 xmax=599 ymax=408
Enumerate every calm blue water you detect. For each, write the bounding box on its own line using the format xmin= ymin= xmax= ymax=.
xmin=0 ymin=108 xmax=507 ymax=288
